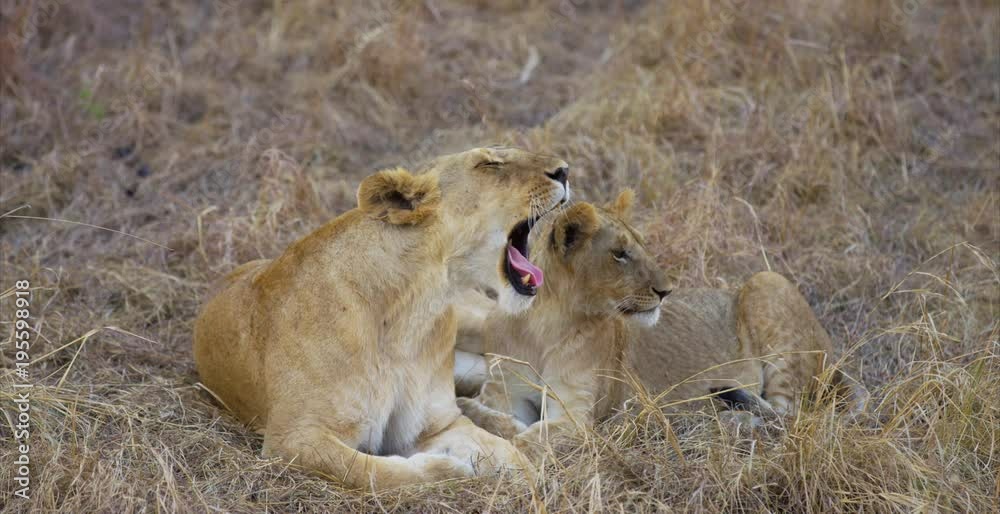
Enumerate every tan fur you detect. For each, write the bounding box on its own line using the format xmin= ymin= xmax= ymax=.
xmin=455 ymin=195 xmax=859 ymax=459
xmin=628 ymin=274 xmax=849 ymax=416
xmin=193 ymin=147 xmax=569 ymax=489
xmin=454 ymin=193 xmax=670 ymax=457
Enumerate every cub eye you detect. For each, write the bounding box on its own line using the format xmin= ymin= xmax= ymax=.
xmin=475 ymin=161 xmax=503 ymax=169
xmin=612 ymin=249 xmax=630 ymax=263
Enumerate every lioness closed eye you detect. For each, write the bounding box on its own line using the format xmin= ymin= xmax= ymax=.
xmin=454 ymin=191 xmax=863 ymax=460
xmin=193 ymin=147 xmax=569 ymax=489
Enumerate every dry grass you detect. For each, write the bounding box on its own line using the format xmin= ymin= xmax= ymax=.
xmin=1 ymin=0 xmax=998 ymax=512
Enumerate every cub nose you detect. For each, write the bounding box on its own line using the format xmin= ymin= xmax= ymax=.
xmin=653 ymin=288 xmax=671 ymax=300
xmin=546 ymin=166 xmax=568 ymax=186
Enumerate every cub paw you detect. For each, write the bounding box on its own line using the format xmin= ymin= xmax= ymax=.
xmin=456 ymin=397 xmax=480 ymax=417
xmin=457 ymin=397 xmax=527 ymax=439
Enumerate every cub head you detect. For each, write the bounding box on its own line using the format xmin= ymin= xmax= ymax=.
xmin=542 ymin=190 xmax=671 ymax=326
xmin=358 ymin=147 xmax=569 ymax=312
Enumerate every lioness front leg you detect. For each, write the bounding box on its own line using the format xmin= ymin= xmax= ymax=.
xmin=262 ymin=411 xmax=473 ymax=490
xmin=414 ymin=415 xmax=533 ymax=480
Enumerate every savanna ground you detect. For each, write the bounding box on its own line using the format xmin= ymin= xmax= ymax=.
xmin=0 ymin=0 xmax=998 ymax=512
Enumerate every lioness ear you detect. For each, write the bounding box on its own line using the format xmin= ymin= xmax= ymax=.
xmin=551 ymin=203 xmax=600 ymax=255
xmin=357 ymin=168 xmax=441 ymax=225
xmin=606 ymin=189 xmax=635 ymax=220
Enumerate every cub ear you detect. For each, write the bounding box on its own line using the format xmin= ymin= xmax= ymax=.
xmin=357 ymin=168 xmax=441 ymax=225
xmin=551 ymin=202 xmax=601 ymax=255
xmin=606 ymin=189 xmax=635 ymax=220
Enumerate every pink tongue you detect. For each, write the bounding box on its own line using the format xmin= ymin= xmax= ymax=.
xmin=507 ymin=244 xmax=544 ymax=287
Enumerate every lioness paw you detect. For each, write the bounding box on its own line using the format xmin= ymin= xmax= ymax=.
xmin=408 ymin=453 xmax=475 ymax=481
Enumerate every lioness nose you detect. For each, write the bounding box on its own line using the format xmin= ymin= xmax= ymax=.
xmin=546 ymin=166 xmax=568 ymax=186
xmin=653 ymin=288 xmax=671 ymax=300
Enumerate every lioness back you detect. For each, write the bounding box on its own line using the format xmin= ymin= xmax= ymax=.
xmin=194 ymin=259 xmax=271 ymax=425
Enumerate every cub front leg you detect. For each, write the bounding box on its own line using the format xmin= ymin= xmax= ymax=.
xmin=512 ymin=381 xmax=595 ymax=464
xmin=454 ymin=350 xmax=488 ymax=397
xmin=457 ymin=396 xmax=528 ymax=439
xmin=477 ymin=358 xmax=542 ymax=426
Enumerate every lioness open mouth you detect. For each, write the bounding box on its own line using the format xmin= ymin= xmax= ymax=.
xmin=505 ymin=218 xmax=543 ymax=296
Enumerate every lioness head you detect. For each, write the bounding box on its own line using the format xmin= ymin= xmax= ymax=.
xmin=358 ymin=147 xmax=570 ymax=312
xmin=539 ymin=190 xmax=671 ymax=326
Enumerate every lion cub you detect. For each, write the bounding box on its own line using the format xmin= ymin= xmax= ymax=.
xmin=455 ymin=191 xmax=860 ymax=456
xmin=194 ymin=147 xmax=570 ymax=489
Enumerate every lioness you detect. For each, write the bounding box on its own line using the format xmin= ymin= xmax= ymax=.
xmin=193 ymin=147 xmax=569 ymax=489
xmin=455 ymin=191 xmax=860 ymax=456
